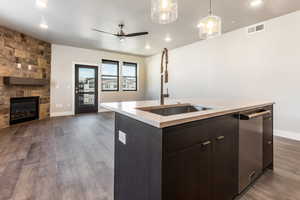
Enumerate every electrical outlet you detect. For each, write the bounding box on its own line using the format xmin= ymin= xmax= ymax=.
xmin=118 ymin=130 xmax=126 ymax=145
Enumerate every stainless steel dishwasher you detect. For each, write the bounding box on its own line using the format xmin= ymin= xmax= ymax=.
xmin=238 ymin=109 xmax=271 ymax=193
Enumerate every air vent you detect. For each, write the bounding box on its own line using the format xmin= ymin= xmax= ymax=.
xmin=247 ymin=23 xmax=265 ymax=35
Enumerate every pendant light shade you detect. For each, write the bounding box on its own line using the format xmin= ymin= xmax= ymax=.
xmin=151 ymin=0 xmax=178 ymax=24
xmin=198 ymin=0 xmax=222 ymax=39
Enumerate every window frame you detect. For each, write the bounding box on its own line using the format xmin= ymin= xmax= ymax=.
xmin=101 ymin=59 xmax=120 ymax=92
xmin=122 ymin=62 xmax=138 ymax=91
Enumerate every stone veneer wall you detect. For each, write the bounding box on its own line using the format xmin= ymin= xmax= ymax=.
xmin=0 ymin=26 xmax=51 ymax=129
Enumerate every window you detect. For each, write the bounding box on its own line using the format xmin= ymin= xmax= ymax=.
xmin=101 ymin=60 xmax=119 ymax=91
xmin=122 ymin=62 xmax=137 ymax=91
xmin=101 ymin=60 xmax=138 ymax=92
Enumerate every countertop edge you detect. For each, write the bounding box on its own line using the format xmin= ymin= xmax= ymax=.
xmin=101 ymin=102 xmax=274 ymax=128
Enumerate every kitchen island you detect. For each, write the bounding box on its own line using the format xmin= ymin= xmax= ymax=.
xmin=101 ymin=99 xmax=274 ymax=200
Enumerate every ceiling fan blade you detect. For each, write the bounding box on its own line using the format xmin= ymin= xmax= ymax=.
xmin=125 ymin=32 xmax=149 ymax=37
xmin=92 ymin=28 xmax=117 ymax=36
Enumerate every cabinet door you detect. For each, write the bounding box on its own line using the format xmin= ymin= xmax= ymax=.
xmin=263 ymin=108 xmax=273 ymax=169
xmin=164 ymin=141 xmax=213 ymax=200
xmin=213 ymin=116 xmax=238 ymax=200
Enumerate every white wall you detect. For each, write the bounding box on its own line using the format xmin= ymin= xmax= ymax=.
xmin=145 ymin=11 xmax=300 ymax=136
xmin=51 ymin=44 xmax=146 ymax=116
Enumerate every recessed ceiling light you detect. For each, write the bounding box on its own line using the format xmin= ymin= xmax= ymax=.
xmin=36 ymin=0 xmax=47 ymax=8
xmin=165 ymin=36 xmax=172 ymax=42
xmin=40 ymin=23 xmax=48 ymax=29
xmin=250 ymin=0 xmax=263 ymax=7
xmin=145 ymin=44 xmax=151 ymax=49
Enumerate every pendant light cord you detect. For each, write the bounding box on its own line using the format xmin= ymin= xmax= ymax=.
xmin=209 ymin=0 xmax=212 ymax=15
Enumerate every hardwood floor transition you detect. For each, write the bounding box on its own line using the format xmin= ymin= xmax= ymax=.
xmin=0 ymin=113 xmax=299 ymax=200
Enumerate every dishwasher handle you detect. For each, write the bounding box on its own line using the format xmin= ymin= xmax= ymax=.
xmin=240 ymin=110 xmax=271 ymax=120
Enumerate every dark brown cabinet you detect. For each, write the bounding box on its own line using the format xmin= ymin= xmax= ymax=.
xmin=212 ymin=119 xmax=238 ymax=200
xmin=163 ymin=115 xmax=238 ymax=200
xmin=263 ymin=106 xmax=274 ymax=169
xmin=164 ymin=142 xmax=213 ymax=200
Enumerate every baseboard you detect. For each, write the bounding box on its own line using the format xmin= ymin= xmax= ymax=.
xmin=274 ymin=129 xmax=300 ymax=141
xmin=51 ymin=109 xmax=112 ymax=117
xmin=50 ymin=111 xmax=74 ymax=117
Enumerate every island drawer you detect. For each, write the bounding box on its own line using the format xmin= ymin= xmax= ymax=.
xmin=163 ymin=115 xmax=238 ymax=154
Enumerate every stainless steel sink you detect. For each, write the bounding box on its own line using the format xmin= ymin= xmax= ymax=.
xmin=137 ymin=104 xmax=212 ymax=116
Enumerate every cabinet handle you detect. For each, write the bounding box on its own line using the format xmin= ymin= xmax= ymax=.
xmin=216 ymin=136 xmax=225 ymax=141
xmin=268 ymin=141 xmax=273 ymax=145
xmin=201 ymin=140 xmax=211 ymax=147
xmin=246 ymin=110 xmax=271 ymax=119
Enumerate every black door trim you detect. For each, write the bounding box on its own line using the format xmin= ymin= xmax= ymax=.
xmin=75 ymin=64 xmax=98 ymax=114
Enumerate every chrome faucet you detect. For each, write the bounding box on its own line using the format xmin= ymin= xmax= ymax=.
xmin=160 ymin=48 xmax=169 ymax=105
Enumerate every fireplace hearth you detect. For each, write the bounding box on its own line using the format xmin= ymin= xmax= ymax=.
xmin=10 ymin=97 xmax=39 ymax=125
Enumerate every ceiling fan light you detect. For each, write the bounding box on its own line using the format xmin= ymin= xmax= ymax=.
xmin=119 ymin=37 xmax=125 ymax=42
xmin=198 ymin=15 xmax=221 ymax=40
xmin=151 ymin=0 xmax=178 ymax=24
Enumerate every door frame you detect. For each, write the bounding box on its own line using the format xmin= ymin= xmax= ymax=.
xmin=72 ymin=62 xmax=100 ymax=115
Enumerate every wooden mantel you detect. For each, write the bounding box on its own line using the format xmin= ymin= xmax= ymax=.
xmin=3 ymin=77 xmax=48 ymax=86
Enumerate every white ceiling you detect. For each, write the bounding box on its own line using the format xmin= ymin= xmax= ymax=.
xmin=0 ymin=0 xmax=299 ymax=56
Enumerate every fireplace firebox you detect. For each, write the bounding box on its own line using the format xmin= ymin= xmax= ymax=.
xmin=10 ymin=97 xmax=39 ymax=125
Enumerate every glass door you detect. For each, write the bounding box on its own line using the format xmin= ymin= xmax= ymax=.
xmin=75 ymin=64 xmax=98 ymax=114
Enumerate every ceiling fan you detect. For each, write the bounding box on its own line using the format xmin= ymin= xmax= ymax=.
xmin=92 ymin=24 xmax=149 ymax=41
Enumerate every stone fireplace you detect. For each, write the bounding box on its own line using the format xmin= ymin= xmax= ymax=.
xmin=0 ymin=26 xmax=51 ymax=128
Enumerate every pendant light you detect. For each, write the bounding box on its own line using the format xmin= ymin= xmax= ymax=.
xmin=151 ymin=0 xmax=178 ymax=24
xmin=198 ymin=0 xmax=222 ymax=40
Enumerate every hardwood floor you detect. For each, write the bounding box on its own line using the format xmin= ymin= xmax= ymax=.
xmin=0 ymin=112 xmax=299 ymax=200
xmin=0 ymin=113 xmax=114 ymax=200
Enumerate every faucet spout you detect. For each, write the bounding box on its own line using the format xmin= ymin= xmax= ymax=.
xmin=160 ymin=48 xmax=169 ymax=105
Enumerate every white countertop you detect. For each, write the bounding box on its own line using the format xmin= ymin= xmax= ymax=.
xmin=101 ymin=98 xmax=274 ymax=128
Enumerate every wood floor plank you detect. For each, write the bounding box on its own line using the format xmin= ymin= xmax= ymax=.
xmin=12 ymin=163 xmax=39 ymax=200
xmin=0 ymin=113 xmax=299 ymax=200
xmin=75 ymin=152 xmax=112 ymax=200
xmin=23 ymin=142 xmax=41 ymax=165
xmin=0 ymin=160 xmax=24 ymax=200
xmin=35 ymin=174 xmax=59 ymax=200
xmin=57 ymin=159 xmax=86 ymax=200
